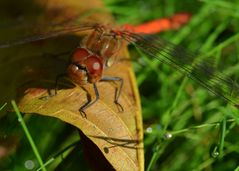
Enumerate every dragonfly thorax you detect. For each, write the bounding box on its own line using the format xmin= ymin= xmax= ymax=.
xmin=84 ymin=29 xmax=122 ymax=67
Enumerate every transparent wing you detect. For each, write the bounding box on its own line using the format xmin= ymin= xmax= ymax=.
xmin=0 ymin=23 xmax=98 ymax=48
xmin=122 ymin=31 xmax=239 ymax=105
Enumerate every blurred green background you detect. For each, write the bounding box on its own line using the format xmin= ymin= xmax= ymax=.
xmin=1 ymin=0 xmax=239 ymax=170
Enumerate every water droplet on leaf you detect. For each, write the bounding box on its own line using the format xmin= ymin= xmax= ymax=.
xmin=146 ymin=127 xmax=152 ymax=133
xmin=210 ymin=145 xmax=220 ymax=158
xmin=24 ymin=160 xmax=35 ymax=170
xmin=164 ymin=133 xmax=172 ymax=139
xmin=211 ymin=151 xmax=219 ymax=158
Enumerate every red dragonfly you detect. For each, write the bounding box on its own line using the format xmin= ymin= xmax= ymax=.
xmin=0 ymin=13 xmax=239 ymax=117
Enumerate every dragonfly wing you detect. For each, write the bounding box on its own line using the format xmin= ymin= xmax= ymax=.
xmin=0 ymin=23 xmax=97 ymax=48
xmin=122 ymin=32 xmax=239 ymax=105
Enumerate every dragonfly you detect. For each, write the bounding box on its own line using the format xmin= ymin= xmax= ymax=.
xmin=0 ymin=13 xmax=239 ymax=117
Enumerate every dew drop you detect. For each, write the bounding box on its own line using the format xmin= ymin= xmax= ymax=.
xmin=211 ymin=151 xmax=220 ymax=158
xmin=146 ymin=127 xmax=153 ymax=133
xmin=164 ymin=133 xmax=172 ymax=139
xmin=24 ymin=160 xmax=35 ymax=170
xmin=210 ymin=145 xmax=220 ymax=158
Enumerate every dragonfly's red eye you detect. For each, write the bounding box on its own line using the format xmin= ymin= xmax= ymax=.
xmin=71 ymin=48 xmax=90 ymax=63
xmin=85 ymin=55 xmax=103 ymax=83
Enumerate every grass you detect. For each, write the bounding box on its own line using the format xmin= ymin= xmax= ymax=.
xmin=1 ymin=0 xmax=239 ymax=170
xmin=107 ymin=0 xmax=239 ymax=170
xmin=11 ymin=100 xmax=46 ymax=171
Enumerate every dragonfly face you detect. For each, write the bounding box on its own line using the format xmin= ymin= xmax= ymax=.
xmin=67 ymin=47 xmax=103 ymax=85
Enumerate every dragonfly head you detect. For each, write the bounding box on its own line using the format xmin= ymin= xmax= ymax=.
xmin=67 ymin=48 xmax=103 ymax=85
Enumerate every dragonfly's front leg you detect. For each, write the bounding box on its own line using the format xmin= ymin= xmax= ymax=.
xmin=39 ymin=73 xmax=67 ymax=100
xmin=80 ymin=83 xmax=99 ymax=118
xmin=79 ymin=76 xmax=124 ymax=118
xmin=100 ymin=76 xmax=124 ymax=112
xmin=54 ymin=73 xmax=68 ymax=96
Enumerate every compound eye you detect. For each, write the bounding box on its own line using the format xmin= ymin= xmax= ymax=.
xmin=85 ymin=56 xmax=103 ymax=75
xmin=85 ymin=55 xmax=103 ymax=83
xmin=71 ymin=48 xmax=90 ymax=63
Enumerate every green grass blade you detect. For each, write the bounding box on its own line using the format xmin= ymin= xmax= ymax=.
xmin=11 ymin=100 xmax=47 ymax=171
xmin=219 ymin=118 xmax=226 ymax=158
xmin=0 ymin=102 xmax=7 ymax=111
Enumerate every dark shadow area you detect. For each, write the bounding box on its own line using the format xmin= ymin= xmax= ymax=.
xmin=88 ymin=134 xmax=143 ymax=153
xmin=79 ymin=130 xmax=116 ymax=171
xmin=0 ymin=34 xmax=85 ymax=113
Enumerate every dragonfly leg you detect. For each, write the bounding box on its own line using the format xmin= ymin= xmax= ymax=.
xmin=39 ymin=73 xmax=67 ymax=100
xmin=101 ymin=76 xmax=124 ymax=112
xmin=54 ymin=73 xmax=67 ymax=96
xmin=79 ymin=83 xmax=99 ymax=118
